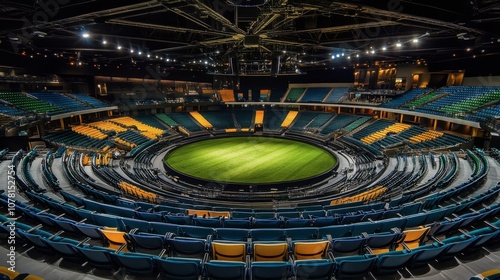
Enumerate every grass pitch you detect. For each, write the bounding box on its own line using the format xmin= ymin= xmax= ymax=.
xmin=165 ymin=136 xmax=336 ymax=184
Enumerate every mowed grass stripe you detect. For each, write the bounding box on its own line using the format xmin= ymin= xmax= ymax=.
xmin=165 ymin=137 xmax=336 ymax=184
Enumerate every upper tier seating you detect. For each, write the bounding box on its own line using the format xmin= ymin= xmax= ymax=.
xmin=71 ymin=93 xmax=110 ymax=108
xmin=0 ymin=102 xmax=27 ymax=116
xmin=285 ymin=88 xmax=305 ymax=102
xmin=300 ymin=87 xmax=332 ymax=102
xmin=381 ymin=88 xmax=431 ymax=108
xmin=198 ymin=111 xmax=235 ymax=130
xmin=324 ymin=87 xmax=349 ymax=103
xmin=0 ymin=92 xmax=61 ymax=114
xmin=30 ymin=92 xmax=91 ymax=112
xmin=167 ymin=112 xmax=205 ymax=132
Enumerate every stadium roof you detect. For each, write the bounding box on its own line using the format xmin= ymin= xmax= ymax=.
xmin=0 ymin=0 xmax=499 ymax=75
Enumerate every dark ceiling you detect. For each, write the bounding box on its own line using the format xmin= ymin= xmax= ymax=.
xmin=0 ymin=0 xmax=499 ymax=75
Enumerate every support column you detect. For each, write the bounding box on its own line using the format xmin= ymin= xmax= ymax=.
xmin=433 ymin=119 xmax=437 ymax=130
xmin=59 ymin=119 xmax=65 ymax=130
xmin=78 ymin=115 xmax=83 ymax=125
xmin=399 ymin=114 xmax=404 ymax=123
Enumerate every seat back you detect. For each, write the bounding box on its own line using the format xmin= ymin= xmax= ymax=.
xmin=251 ymin=261 xmax=291 ymax=280
xmin=294 ymin=259 xmax=334 ymax=280
xmin=334 ymin=255 xmax=377 ymax=279
xmin=211 ymin=242 xmax=247 ymax=261
xmin=331 ymin=236 xmax=365 ymax=257
xmin=108 ymin=252 xmax=155 ymax=276
xmin=253 ymin=242 xmax=289 ymax=261
xmin=168 ymin=238 xmax=207 ymax=259
xmin=399 ymin=226 xmax=430 ymax=249
xmin=205 ymin=260 xmax=247 ymax=280
xmin=154 ymin=257 xmax=202 ymax=280
xmin=293 ymin=241 xmax=330 ymax=260
xmin=99 ymin=229 xmax=127 ymax=250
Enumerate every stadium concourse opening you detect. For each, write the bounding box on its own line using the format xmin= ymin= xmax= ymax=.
xmin=163 ymin=135 xmax=339 ymax=193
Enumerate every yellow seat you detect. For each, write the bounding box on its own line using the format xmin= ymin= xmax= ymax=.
xmin=0 ymin=266 xmax=45 ymax=280
xmin=187 ymin=209 xmax=211 ymax=217
xmin=209 ymin=211 xmax=231 ymax=218
xmin=293 ymin=241 xmax=330 ymax=260
xmin=212 ymin=242 xmax=247 ymax=262
xmin=253 ymin=243 xmax=289 ymax=261
xmin=396 ymin=226 xmax=431 ymax=250
xmin=99 ymin=229 xmax=127 ymax=250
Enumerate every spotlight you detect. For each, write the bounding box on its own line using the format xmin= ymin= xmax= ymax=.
xmin=396 ymin=42 xmax=402 ymax=47
xmin=147 ymin=54 xmax=150 ymax=58
xmin=102 ymin=39 xmax=107 ymax=45
xmin=138 ymin=51 xmax=142 ymax=55
xmin=81 ymin=32 xmax=90 ymax=38
xmin=382 ymin=46 xmax=387 ymax=51
xmin=117 ymin=45 xmax=122 ymax=50
xmin=412 ymin=38 xmax=419 ymax=43
xmin=130 ymin=49 xmax=134 ymax=53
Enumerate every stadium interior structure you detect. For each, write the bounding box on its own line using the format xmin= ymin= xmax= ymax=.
xmin=1 ymin=1 xmax=500 ymax=280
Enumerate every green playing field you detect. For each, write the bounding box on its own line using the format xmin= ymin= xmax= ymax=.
xmin=165 ymin=136 xmax=336 ymax=184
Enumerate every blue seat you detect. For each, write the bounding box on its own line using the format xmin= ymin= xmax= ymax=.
xmin=42 ymin=238 xmax=86 ymax=262
xmin=150 ymin=222 xmax=179 ymax=235
xmin=16 ymin=230 xmax=55 ymax=252
xmin=108 ymin=251 xmax=156 ymax=276
xmin=253 ymin=219 xmax=284 ymax=228
xmin=351 ymin=222 xmax=381 ymax=236
xmin=124 ymin=232 xmax=166 ymax=251
xmin=373 ymin=250 xmax=415 ymax=275
xmin=50 ymin=218 xmax=81 ymax=234
xmin=164 ymin=215 xmax=193 ymax=225
xmin=409 ymin=244 xmax=450 ymax=268
xmin=251 ymin=261 xmax=291 ymax=280
xmin=405 ymin=213 xmax=428 ymax=228
xmin=293 ymin=259 xmax=334 ymax=280
xmin=179 ymin=225 xmax=215 ymax=239
xmin=312 ymin=217 xmax=339 ymax=227
xmin=285 ymin=228 xmax=319 ymax=241
xmin=215 ymin=228 xmax=250 ymax=241
xmin=438 ymin=236 xmax=479 ymax=259
xmin=205 ymin=260 xmax=247 ymax=280
xmin=333 ymin=254 xmax=377 ymax=279
xmin=119 ymin=217 xmax=151 ymax=233
xmin=318 ymin=225 xmax=352 ymax=239
xmin=72 ymin=223 xmax=105 ymax=239
xmin=302 ymin=210 xmax=327 ymax=218
xmin=251 ymin=229 xmax=286 ymax=241
xmin=284 ymin=219 xmax=313 ymax=228
xmin=154 ymin=256 xmax=202 ymax=280
xmin=134 ymin=211 xmax=163 ymax=222
xmin=92 ymin=214 xmax=121 ymax=228
xmin=377 ymin=218 xmax=407 ymax=233
xmin=223 ymin=219 xmax=253 ymax=229
xmin=193 ymin=217 xmax=222 ymax=227
xmin=331 ymin=236 xmax=365 ymax=257
xmin=71 ymin=245 xmax=116 ymax=269
xmin=167 ymin=237 xmax=207 ymax=259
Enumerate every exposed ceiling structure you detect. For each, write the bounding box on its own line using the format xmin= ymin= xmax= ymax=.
xmin=0 ymin=0 xmax=499 ymax=75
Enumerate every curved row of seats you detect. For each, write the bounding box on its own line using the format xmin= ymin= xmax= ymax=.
xmin=2 ymin=148 xmax=495 ymax=277
xmin=3 ymin=199 xmax=500 ymax=279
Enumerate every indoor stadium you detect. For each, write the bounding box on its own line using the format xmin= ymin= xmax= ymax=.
xmin=0 ymin=1 xmax=500 ymax=279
